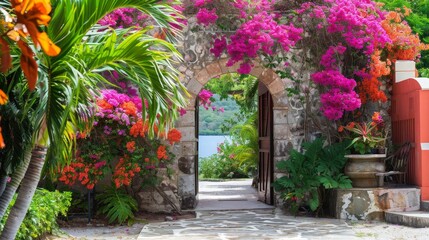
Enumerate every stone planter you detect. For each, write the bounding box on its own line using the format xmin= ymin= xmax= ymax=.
xmin=344 ymin=154 xmax=386 ymax=188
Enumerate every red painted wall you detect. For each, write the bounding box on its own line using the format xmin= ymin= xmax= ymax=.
xmin=392 ymin=78 xmax=429 ymax=200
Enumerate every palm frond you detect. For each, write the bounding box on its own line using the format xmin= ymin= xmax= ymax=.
xmin=49 ymin=0 xmax=180 ymax=59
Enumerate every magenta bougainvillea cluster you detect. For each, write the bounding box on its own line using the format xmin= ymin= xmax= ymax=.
xmin=179 ymin=88 xmax=224 ymax=116
xmin=302 ymin=0 xmax=391 ymax=120
xmin=99 ymin=8 xmax=149 ymax=29
xmin=193 ymin=0 xmax=426 ymax=120
xmin=195 ymin=0 xmax=303 ymax=75
xmin=99 ymin=1 xmax=186 ymax=31
xmin=198 ymin=89 xmax=224 ymax=112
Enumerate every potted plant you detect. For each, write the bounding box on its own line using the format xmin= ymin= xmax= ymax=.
xmin=339 ymin=112 xmax=386 ymax=154
xmin=338 ymin=112 xmax=387 ymax=187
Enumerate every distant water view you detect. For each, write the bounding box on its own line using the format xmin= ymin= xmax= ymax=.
xmin=198 ymin=135 xmax=231 ymax=158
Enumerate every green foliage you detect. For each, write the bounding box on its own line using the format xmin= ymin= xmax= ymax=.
xmin=96 ymin=188 xmax=138 ymax=225
xmin=273 ymin=139 xmax=352 ymax=215
xmin=205 ymin=73 xmax=258 ymax=113
xmin=229 ymin=114 xmax=258 ymax=175
xmin=0 ymin=189 xmax=72 ymax=240
xmin=199 ymin=141 xmax=248 ymax=179
xmin=421 ymin=68 xmax=429 ymax=77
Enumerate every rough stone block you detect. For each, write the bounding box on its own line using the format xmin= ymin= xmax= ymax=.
xmin=178 ymin=156 xmax=195 ymax=174
xmin=268 ymin=78 xmax=285 ymax=95
xmin=137 ymin=189 xmax=180 ymax=213
xmin=273 ymin=124 xmax=291 ymax=140
xmin=177 ymin=110 xmax=195 ymax=127
xmin=178 ymin=172 xmax=197 ymax=210
xmin=177 ymin=127 xmax=196 ymax=142
xmin=273 ymin=109 xmax=289 ymax=124
xmin=218 ymin=58 xmax=230 ymax=73
xmin=260 ymin=70 xmax=276 ymax=87
xmin=206 ymin=62 xmax=222 ymax=78
xmin=181 ymin=195 xmax=197 ymax=210
xmin=178 ymin=173 xmax=195 ymax=196
xmin=181 ymin=141 xmax=197 ymax=156
xmin=273 ymin=140 xmax=293 ymax=157
xmin=272 ymin=92 xmax=289 ymax=108
xmin=332 ymin=188 xmax=420 ymax=221
xmin=186 ymin=78 xmax=203 ymax=96
xmin=195 ymin=68 xmax=210 ymax=85
xmin=250 ymin=65 xmax=264 ymax=78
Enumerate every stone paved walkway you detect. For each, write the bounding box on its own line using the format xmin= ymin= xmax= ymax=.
xmin=139 ymin=180 xmax=354 ymax=239
xmin=138 ymin=180 xmax=429 ymax=240
xmin=138 ymin=209 xmax=358 ymax=239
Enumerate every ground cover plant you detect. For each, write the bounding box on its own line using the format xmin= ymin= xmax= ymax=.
xmin=0 ymin=189 xmax=71 ymax=240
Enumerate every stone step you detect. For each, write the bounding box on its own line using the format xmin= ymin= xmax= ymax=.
xmin=421 ymin=201 xmax=429 ymax=211
xmin=385 ymin=211 xmax=429 ymax=228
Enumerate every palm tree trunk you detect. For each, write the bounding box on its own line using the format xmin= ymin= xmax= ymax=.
xmin=0 ymin=175 xmax=8 ymax=197
xmin=0 ymin=146 xmax=46 ymax=240
xmin=0 ymin=148 xmax=32 ymax=219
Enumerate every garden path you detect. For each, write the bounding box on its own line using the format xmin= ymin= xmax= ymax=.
xmin=195 ymin=179 xmax=274 ymax=211
xmin=137 ymin=180 xmax=429 ymax=240
xmin=56 ymin=180 xmax=429 ymax=239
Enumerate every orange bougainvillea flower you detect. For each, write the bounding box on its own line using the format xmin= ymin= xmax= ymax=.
xmin=96 ymin=99 xmax=113 ymax=110
xmin=130 ymin=119 xmax=148 ymax=137
xmin=157 ymin=145 xmax=168 ymax=160
xmin=0 ymin=90 xmax=8 ymax=105
xmin=122 ymin=101 xmax=137 ymax=116
xmin=0 ymin=127 xmax=5 ymax=149
xmin=338 ymin=125 xmax=344 ymax=133
xmin=167 ymin=128 xmax=181 ymax=145
xmin=126 ymin=141 xmax=136 ymax=152
xmin=346 ymin=122 xmax=356 ymax=130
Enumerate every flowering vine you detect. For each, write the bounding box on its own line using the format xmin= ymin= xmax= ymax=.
xmin=193 ymin=0 xmax=428 ymax=120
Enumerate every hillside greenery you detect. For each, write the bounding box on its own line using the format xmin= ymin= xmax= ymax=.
xmin=199 ymin=95 xmax=242 ymax=135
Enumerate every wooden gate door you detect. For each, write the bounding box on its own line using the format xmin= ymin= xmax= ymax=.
xmin=258 ymin=83 xmax=274 ymax=205
xmin=195 ymin=98 xmax=199 ymax=196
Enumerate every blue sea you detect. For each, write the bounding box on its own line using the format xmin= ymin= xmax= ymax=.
xmin=198 ymin=135 xmax=231 ymax=158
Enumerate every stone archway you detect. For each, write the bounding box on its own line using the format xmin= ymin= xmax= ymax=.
xmin=174 ymin=59 xmax=294 ymax=209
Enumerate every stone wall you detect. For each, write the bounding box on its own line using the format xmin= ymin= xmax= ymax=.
xmin=170 ymin=16 xmax=309 ymax=210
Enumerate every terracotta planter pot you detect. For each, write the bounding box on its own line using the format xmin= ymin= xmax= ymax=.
xmin=344 ymin=154 xmax=386 ymax=188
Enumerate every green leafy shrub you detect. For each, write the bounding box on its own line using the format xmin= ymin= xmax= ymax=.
xmin=0 ymin=189 xmax=72 ymax=240
xmin=199 ymin=141 xmax=248 ymax=179
xmin=273 ymin=138 xmax=352 ymax=215
xmin=96 ymin=187 xmax=138 ymax=224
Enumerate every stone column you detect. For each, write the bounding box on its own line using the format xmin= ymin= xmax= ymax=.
xmin=175 ymin=109 xmax=198 ymax=209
